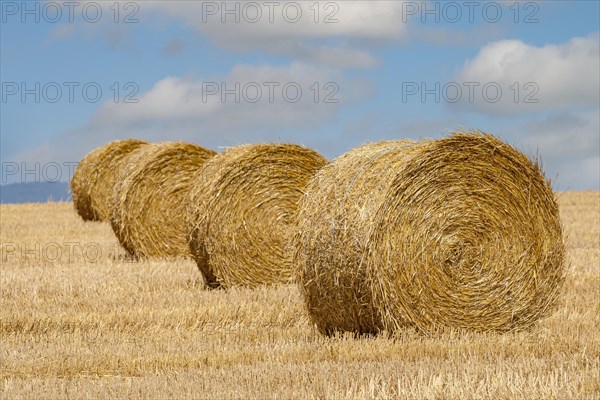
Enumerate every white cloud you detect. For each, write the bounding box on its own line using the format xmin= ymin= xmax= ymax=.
xmin=379 ymin=109 xmax=599 ymax=190
xmin=138 ymin=1 xmax=409 ymax=68
xmin=453 ymin=33 xmax=600 ymax=115
xmin=92 ymin=76 xmax=221 ymax=125
xmin=44 ymin=1 xmax=413 ymax=68
xmin=91 ymin=62 xmax=349 ymax=131
xmin=10 ymin=62 xmax=364 ymax=165
xmin=499 ymin=109 xmax=600 ymax=190
xmin=141 ymin=1 xmax=408 ymax=41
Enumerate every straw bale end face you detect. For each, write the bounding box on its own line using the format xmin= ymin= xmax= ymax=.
xmin=70 ymin=139 xmax=149 ymax=222
xmin=112 ymin=142 xmax=216 ymax=259
xmin=371 ymin=132 xmax=565 ymax=333
xmin=188 ymin=143 xmax=328 ymax=289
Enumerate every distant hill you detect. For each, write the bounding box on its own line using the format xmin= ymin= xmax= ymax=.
xmin=0 ymin=182 xmax=71 ymax=204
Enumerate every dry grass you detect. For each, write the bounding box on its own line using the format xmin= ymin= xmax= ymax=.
xmin=295 ymin=132 xmax=565 ymax=335
xmin=70 ymin=139 xmax=149 ymax=222
xmin=1 ymin=192 xmax=599 ymax=399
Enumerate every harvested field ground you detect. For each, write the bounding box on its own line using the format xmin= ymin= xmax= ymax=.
xmin=1 ymin=192 xmax=599 ymax=399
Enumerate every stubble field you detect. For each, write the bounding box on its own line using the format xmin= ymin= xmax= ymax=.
xmin=1 ymin=192 xmax=599 ymax=399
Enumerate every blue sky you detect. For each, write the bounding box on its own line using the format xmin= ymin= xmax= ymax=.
xmin=1 ymin=0 xmax=599 ymax=189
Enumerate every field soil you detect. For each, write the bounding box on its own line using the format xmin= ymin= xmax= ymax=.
xmin=1 ymin=192 xmax=599 ymax=399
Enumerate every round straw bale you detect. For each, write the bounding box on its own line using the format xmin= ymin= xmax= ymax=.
xmin=70 ymin=139 xmax=148 ymax=222
xmin=187 ymin=143 xmax=328 ymax=289
xmin=112 ymin=142 xmax=216 ymax=258
xmin=294 ymin=132 xmax=565 ymax=335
